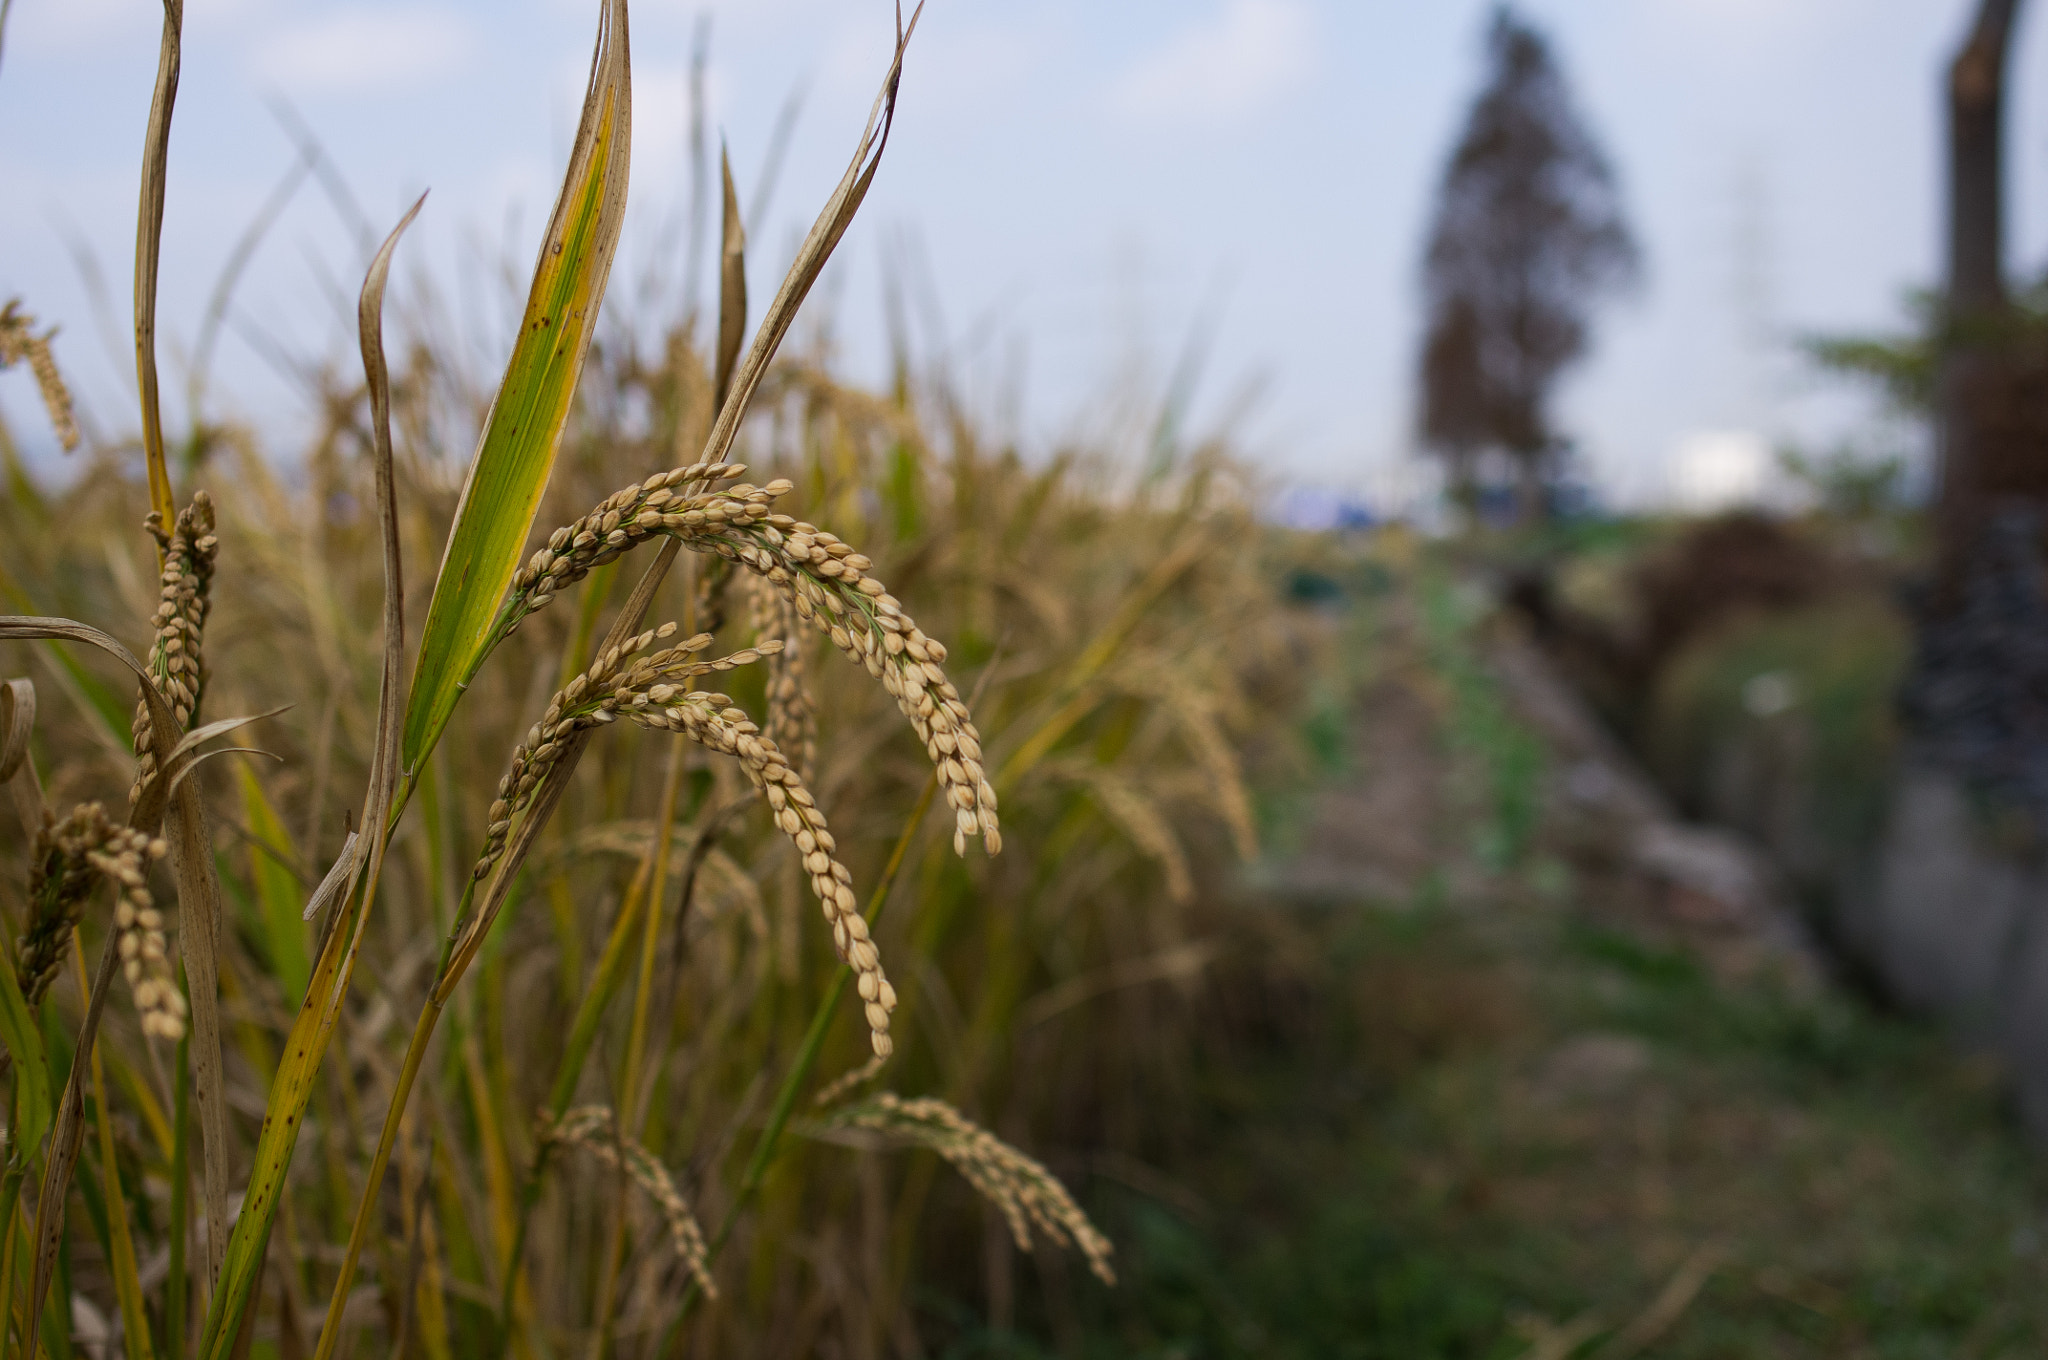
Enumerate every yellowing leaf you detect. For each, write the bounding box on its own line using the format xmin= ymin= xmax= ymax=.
xmin=400 ymin=1 xmax=633 ymax=778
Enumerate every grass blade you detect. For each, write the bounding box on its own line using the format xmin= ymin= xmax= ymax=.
xmin=399 ymin=0 xmax=632 ymax=778
xmin=74 ymin=947 xmax=154 ymax=1360
xmin=0 ymin=1167 xmax=23 ymax=1360
xmin=24 ymin=927 xmax=121 ymax=1359
xmin=714 ymin=144 xmax=746 ymax=408
xmin=697 ymin=2 xmax=920 ymax=471
xmin=0 ymin=676 xmax=31 ymax=785
xmin=234 ymin=761 xmax=311 ymax=1009
xmin=291 ymin=12 xmax=632 ymax=1338
xmin=0 ymin=580 xmax=131 ymax=759
xmin=166 ymin=1033 xmax=189 ymax=1360
xmin=0 ymin=621 xmax=179 ymax=777
xmin=134 ymin=0 xmax=183 ymax=528
xmin=0 ymin=963 xmax=51 ymax=1167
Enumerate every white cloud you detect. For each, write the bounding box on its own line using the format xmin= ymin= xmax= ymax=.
xmin=1114 ymin=0 xmax=1312 ymax=124
xmin=252 ymin=8 xmax=474 ymax=95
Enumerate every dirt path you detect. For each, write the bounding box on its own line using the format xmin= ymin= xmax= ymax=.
xmin=967 ymin=600 xmax=2048 ymax=1359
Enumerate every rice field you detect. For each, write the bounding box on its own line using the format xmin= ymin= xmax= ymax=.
xmin=0 ymin=7 xmax=1309 ymax=1354
xmin=6 ymin=4 xmax=2048 ymax=1358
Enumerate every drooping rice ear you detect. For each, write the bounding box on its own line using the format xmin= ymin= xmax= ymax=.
xmin=815 ymin=1094 xmax=1116 ymax=1285
xmin=542 ymin=1107 xmax=717 ymax=1299
xmin=0 ymin=303 xmax=81 ymax=451
xmin=343 ymin=18 xmax=930 ymax=1334
xmin=456 ymin=0 xmax=932 ymax=957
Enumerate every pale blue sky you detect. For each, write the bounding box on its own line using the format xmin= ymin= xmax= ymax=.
xmin=3 ymin=0 xmax=2045 ymax=505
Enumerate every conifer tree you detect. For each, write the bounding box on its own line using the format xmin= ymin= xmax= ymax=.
xmin=1418 ymin=8 xmax=1638 ymax=521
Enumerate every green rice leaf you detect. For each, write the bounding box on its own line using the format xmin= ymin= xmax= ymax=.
xmin=399 ymin=0 xmax=633 ymax=779
xmin=235 ymin=760 xmax=310 ymax=1009
xmin=0 ymin=961 xmax=52 ymax=1167
xmin=83 ymin=979 xmax=154 ymax=1360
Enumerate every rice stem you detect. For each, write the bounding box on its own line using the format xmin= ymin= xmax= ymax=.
xmin=0 ymin=1168 xmax=23 ymax=1360
xmin=309 ymin=982 xmax=445 ymax=1360
xmin=491 ymin=774 xmax=695 ymax=1354
xmin=586 ymin=739 xmax=687 ymax=1358
xmin=165 ymin=1029 xmax=189 ymax=1360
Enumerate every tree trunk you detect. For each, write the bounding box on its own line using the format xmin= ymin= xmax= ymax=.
xmin=1898 ymin=0 xmax=2048 ymax=819
xmin=1936 ymin=0 xmax=2025 ymax=588
xmin=1950 ymin=0 xmax=2018 ymax=313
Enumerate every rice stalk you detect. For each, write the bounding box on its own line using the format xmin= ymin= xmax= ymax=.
xmin=0 ymin=1 xmax=1314 ymax=1350
xmin=75 ymin=941 xmax=156 ymax=1360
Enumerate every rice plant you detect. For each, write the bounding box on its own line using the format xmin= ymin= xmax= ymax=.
xmin=0 ymin=2 xmax=1294 ymax=1354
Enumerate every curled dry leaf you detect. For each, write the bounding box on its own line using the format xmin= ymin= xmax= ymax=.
xmin=1 ymin=676 xmax=43 ymax=834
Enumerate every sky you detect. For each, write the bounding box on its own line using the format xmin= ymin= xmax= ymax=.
xmin=3 ymin=0 xmax=2047 ymax=510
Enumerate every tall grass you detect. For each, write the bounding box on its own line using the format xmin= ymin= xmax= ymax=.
xmin=0 ymin=4 xmax=1306 ymax=1354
